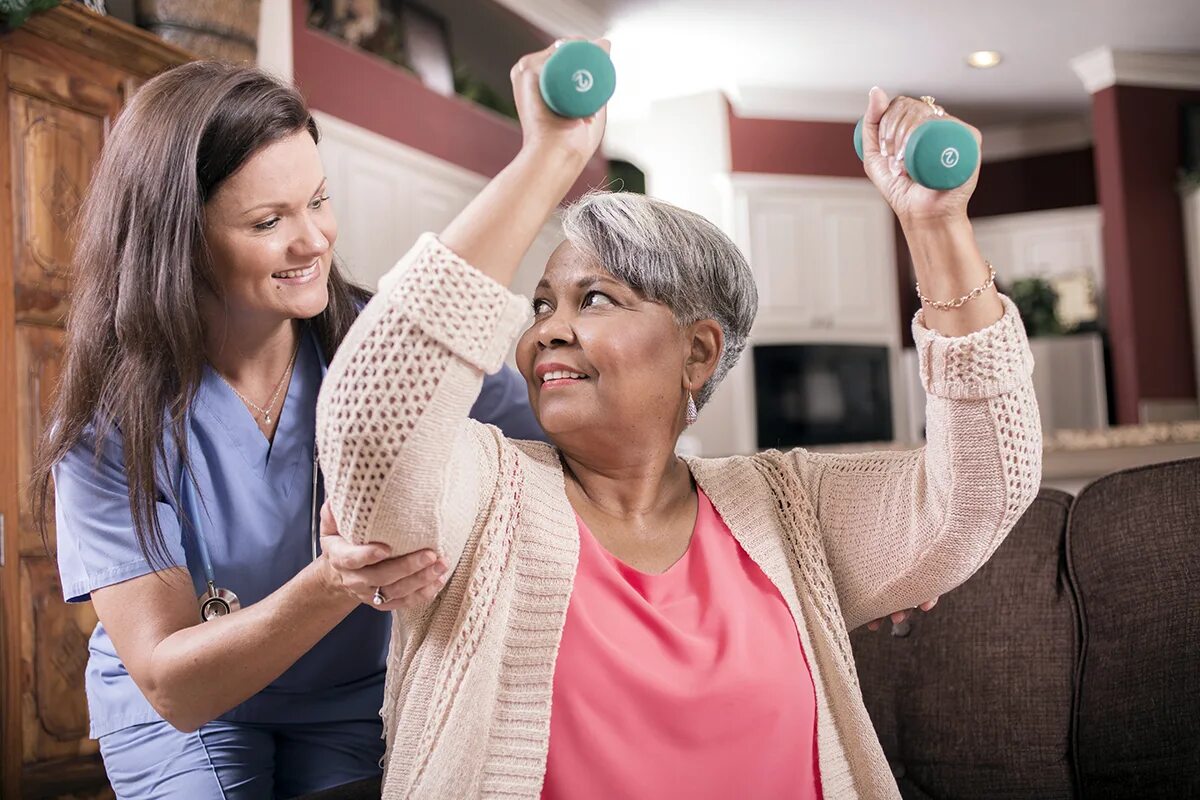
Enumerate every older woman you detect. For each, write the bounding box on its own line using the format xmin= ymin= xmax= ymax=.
xmin=317 ymin=41 xmax=1041 ymax=799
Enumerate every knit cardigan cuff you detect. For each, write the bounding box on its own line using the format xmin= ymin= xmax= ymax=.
xmin=376 ymin=232 xmax=533 ymax=374
xmin=912 ymin=294 xmax=1035 ymax=400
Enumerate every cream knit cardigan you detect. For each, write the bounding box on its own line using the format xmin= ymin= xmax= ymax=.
xmin=316 ymin=234 xmax=1043 ymax=799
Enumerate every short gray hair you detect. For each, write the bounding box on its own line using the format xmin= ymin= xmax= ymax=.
xmin=561 ymin=192 xmax=758 ymax=409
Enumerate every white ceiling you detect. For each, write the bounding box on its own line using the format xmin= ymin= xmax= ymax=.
xmin=588 ymin=0 xmax=1200 ymax=124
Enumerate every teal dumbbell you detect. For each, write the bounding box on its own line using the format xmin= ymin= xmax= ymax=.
xmin=853 ymin=117 xmax=978 ymax=190
xmin=539 ymin=41 xmax=616 ymax=118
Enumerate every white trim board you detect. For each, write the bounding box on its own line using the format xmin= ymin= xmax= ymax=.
xmin=488 ymin=0 xmax=608 ymax=40
xmin=980 ymin=117 xmax=1093 ymax=162
xmin=728 ymin=86 xmax=868 ymax=123
xmin=256 ymin=0 xmax=293 ymax=82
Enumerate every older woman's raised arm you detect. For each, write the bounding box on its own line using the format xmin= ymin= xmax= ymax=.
xmin=315 ymin=41 xmax=607 ymax=564
xmin=782 ymin=88 xmax=1042 ymax=630
xmin=788 ymin=296 xmax=1041 ymax=630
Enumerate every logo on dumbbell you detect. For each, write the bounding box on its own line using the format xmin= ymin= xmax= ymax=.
xmin=572 ymin=69 xmax=594 ymax=93
xmin=941 ymin=147 xmax=960 ymax=168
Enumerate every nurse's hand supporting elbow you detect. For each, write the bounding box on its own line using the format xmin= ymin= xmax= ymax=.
xmin=318 ymin=501 xmax=449 ymax=611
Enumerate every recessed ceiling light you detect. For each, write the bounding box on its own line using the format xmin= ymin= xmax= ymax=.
xmin=967 ymin=50 xmax=1003 ymax=69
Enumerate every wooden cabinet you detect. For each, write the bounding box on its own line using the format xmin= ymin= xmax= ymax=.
xmin=0 ymin=7 xmax=188 ymax=798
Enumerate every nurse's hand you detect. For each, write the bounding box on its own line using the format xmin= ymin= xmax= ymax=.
xmin=865 ymin=597 xmax=939 ymax=632
xmin=318 ymin=501 xmax=449 ymax=611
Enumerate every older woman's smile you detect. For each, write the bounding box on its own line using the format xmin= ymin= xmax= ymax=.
xmin=536 ymin=362 xmax=589 ymax=387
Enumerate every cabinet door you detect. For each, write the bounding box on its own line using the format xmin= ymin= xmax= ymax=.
xmin=13 ymin=321 xmax=107 ymax=772
xmin=20 ymin=558 xmax=100 ymax=760
xmin=820 ymin=196 xmax=893 ymax=334
xmin=740 ymin=189 xmax=826 ymax=328
xmin=16 ymin=324 xmax=65 ymax=556
xmin=732 ymin=176 xmax=897 ymax=339
xmin=7 ymin=51 xmax=120 ymax=325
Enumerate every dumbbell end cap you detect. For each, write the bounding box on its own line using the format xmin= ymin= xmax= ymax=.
xmin=539 ymin=40 xmax=616 ymax=119
xmin=904 ymin=119 xmax=978 ymax=190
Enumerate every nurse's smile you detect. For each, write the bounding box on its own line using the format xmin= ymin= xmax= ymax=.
xmin=271 ymin=258 xmax=322 ymax=286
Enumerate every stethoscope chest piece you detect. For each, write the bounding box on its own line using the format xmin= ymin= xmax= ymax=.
xmin=199 ymin=580 xmax=241 ymax=622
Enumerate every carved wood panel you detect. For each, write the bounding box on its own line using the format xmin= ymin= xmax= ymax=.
xmin=20 ymin=557 xmax=99 ymax=763
xmin=15 ymin=323 xmax=65 ymax=556
xmin=10 ymin=91 xmax=104 ymax=323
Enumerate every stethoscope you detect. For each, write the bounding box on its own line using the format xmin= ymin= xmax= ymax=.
xmin=179 ymin=326 xmax=327 ymax=622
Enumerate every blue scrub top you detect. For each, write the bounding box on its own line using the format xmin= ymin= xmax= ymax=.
xmin=54 ymin=325 xmax=543 ymax=738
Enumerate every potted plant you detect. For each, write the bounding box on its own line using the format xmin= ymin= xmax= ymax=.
xmin=1009 ymin=277 xmax=1064 ymax=337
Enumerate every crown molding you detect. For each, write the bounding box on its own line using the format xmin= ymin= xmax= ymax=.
xmin=488 ymin=0 xmax=608 ymax=40
xmin=1071 ymin=47 xmax=1200 ymax=94
xmin=727 ymin=85 xmax=867 ymax=122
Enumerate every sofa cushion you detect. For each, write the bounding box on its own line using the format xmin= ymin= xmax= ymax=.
xmin=296 ymin=777 xmax=381 ymax=799
xmin=1066 ymin=456 xmax=1200 ymax=799
xmin=851 ymin=489 xmax=1076 ymax=799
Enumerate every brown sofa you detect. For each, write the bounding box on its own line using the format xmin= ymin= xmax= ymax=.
xmin=851 ymin=456 xmax=1200 ymax=799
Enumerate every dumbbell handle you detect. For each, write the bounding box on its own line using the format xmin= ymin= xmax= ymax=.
xmin=853 ymin=117 xmax=979 ymax=190
xmin=539 ymin=41 xmax=616 ymax=119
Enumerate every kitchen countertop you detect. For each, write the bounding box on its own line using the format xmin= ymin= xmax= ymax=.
xmin=807 ymin=422 xmax=1200 ymax=495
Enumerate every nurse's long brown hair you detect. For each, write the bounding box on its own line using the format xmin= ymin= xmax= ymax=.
xmin=31 ymin=62 xmax=370 ymax=569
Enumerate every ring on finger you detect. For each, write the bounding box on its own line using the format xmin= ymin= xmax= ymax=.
xmin=372 ymin=587 xmax=387 ymax=606
xmin=920 ymin=95 xmax=945 ymax=117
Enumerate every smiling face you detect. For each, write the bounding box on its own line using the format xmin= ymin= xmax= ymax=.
xmin=515 ymin=241 xmax=719 ymax=447
xmin=201 ymin=130 xmax=336 ymax=326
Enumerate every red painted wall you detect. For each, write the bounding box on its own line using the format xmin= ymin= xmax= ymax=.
xmin=1093 ymin=84 xmax=1200 ymax=423
xmin=727 ymin=108 xmax=862 ymax=178
xmin=290 ymin=0 xmax=606 ymax=198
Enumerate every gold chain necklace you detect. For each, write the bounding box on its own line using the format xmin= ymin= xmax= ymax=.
xmin=216 ymin=340 xmax=300 ymax=426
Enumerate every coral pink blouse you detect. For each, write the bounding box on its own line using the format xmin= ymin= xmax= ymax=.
xmin=541 ymin=488 xmax=822 ymax=799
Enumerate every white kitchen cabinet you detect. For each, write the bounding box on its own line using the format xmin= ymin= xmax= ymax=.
xmin=723 ymin=173 xmax=898 ymax=342
xmin=683 ymin=174 xmax=906 ymax=457
xmin=971 ymin=206 xmax=1103 ymax=289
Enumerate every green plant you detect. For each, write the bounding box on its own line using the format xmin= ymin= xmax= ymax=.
xmin=453 ymin=62 xmax=517 ymax=120
xmin=0 ymin=0 xmax=60 ymax=29
xmin=1009 ymin=277 xmax=1063 ymax=337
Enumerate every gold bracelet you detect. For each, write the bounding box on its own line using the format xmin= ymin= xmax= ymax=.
xmin=915 ymin=262 xmax=997 ymax=311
